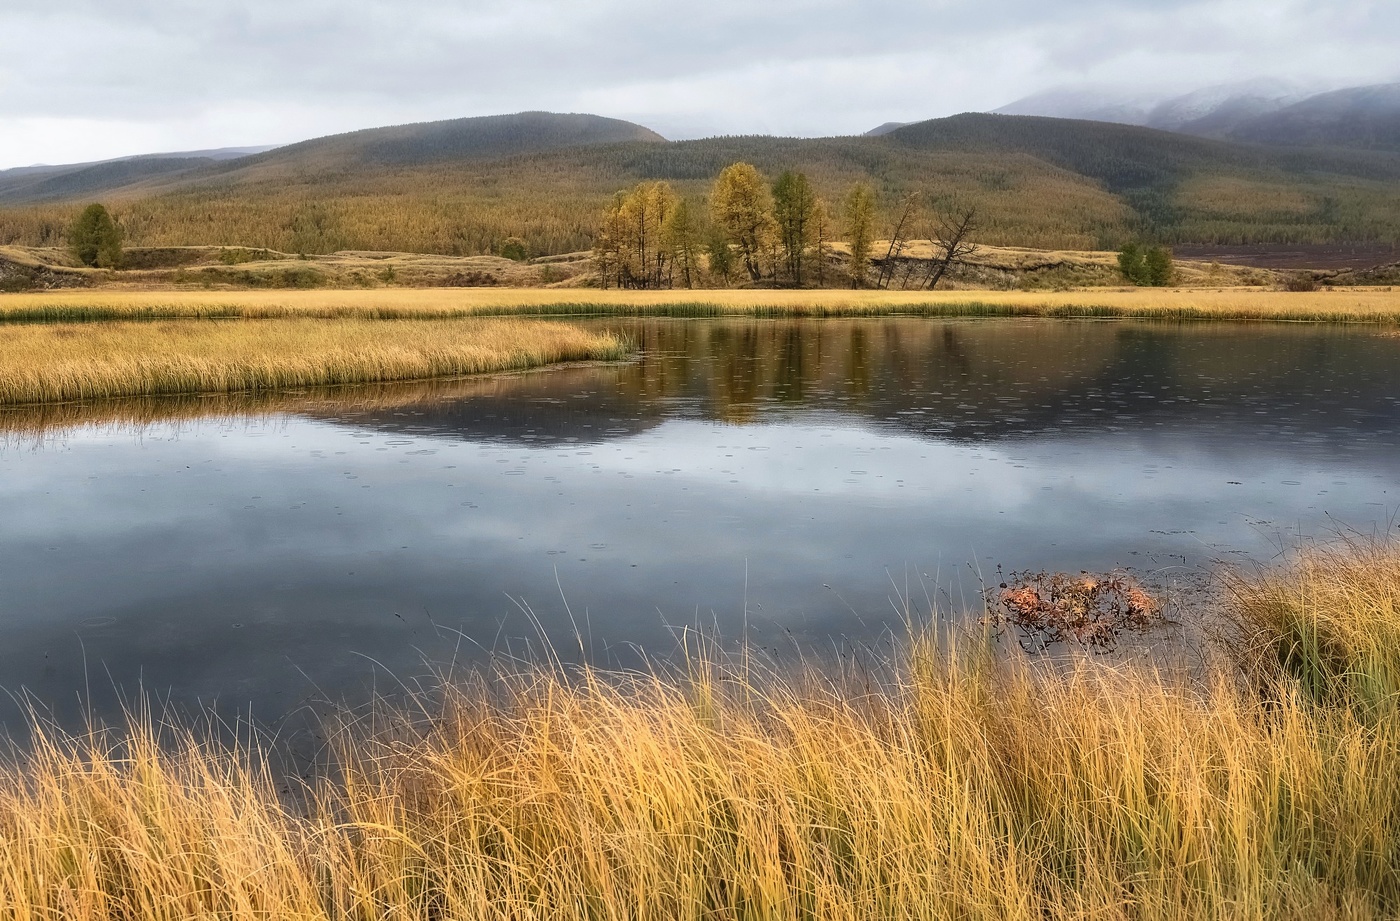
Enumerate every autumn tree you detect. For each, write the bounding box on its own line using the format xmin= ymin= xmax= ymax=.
xmin=595 ymin=181 xmax=678 ymax=288
xmin=772 ymin=170 xmax=818 ymax=286
xmin=662 ymin=198 xmax=703 ymax=289
xmin=69 ymin=203 xmax=123 ymax=268
xmin=843 ymin=183 xmax=876 ymax=288
xmin=711 ymin=162 xmax=776 ymax=282
xmin=593 ymin=192 xmax=628 ymax=289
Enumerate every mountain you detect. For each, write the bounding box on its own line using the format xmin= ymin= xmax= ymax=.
xmin=1145 ymin=79 xmax=1308 ymax=133
xmin=1217 ymin=84 xmax=1400 ymax=150
xmin=994 ymin=81 xmax=1400 ymax=151
xmin=3 ymin=111 xmax=1400 ymax=257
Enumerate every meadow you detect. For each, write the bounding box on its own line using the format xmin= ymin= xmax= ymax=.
xmin=2 ymin=539 xmax=1399 ymax=920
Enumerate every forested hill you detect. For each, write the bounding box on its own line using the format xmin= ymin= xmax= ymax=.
xmin=2 ymin=111 xmax=1399 ymax=256
xmin=217 ymin=111 xmax=667 ymax=175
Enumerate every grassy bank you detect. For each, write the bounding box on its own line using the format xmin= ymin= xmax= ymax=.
xmin=0 ymin=318 xmax=626 ymax=405
xmin=2 ymin=285 xmax=1400 ymax=325
xmin=3 ymin=543 xmax=1400 ymax=919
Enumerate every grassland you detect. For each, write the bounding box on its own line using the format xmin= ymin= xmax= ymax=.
xmin=0 ymin=317 xmax=625 ymax=406
xmin=3 ymin=540 xmax=1400 ymax=919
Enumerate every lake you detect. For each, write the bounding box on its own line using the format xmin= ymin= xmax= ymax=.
xmin=2 ymin=317 xmax=1398 ymax=732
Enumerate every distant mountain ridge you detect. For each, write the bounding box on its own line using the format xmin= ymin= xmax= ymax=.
xmin=222 ymin=111 xmax=666 ymax=173
xmin=993 ymin=81 xmax=1400 ymax=151
xmin=0 ymin=146 xmax=280 ymax=204
xmin=0 ymin=113 xmax=663 ymax=204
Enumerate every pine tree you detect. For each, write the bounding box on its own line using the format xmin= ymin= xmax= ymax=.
xmin=1117 ymin=243 xmax=1147 ymax=285
xmin=1144 ymin=246 xmax=1174 ymax=287
xmin=772 ymin=171 xmax=817 ymax=286
xmin=69 ymin=203 xmax=123 ymax=268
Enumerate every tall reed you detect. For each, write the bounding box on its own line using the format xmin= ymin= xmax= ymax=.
xmin=0 ymin=318 xmax=626 ymax=405
xmin=4 ymin=287 xmax=1399 ymax=326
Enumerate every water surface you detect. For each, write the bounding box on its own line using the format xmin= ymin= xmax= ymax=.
xmin=2 ymin=318 xmax=1398 ymax=729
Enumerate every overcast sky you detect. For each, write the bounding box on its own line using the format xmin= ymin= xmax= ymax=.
xmin=2 ymin=0 xmax=1397 ymax=169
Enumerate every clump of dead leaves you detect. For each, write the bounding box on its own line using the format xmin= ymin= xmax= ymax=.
xmin=985 ymin=570 xmax=1164 ymax=652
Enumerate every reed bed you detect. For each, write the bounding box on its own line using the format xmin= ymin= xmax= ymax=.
xmin=3 ymin=286 xmax=1400 ymax=325
xmin=2 ymin=543 xmax=1400 ymax=920
xmin=0 ymin=318 xmax=627 ymax=405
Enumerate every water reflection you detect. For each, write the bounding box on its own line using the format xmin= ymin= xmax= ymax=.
xmin=1 ymin=318 xmax=1398 ymax=732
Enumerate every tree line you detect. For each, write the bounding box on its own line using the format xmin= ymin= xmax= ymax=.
xmin=592 ymin=162 xmax=978 ymax=290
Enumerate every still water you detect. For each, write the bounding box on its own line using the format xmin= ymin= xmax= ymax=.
xmin=2 ymin=318 xmax=1398 ymax=728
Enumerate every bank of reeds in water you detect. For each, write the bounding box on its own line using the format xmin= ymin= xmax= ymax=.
xmin=0 ymin=318 xmax=628 ymax=405
xmin=2 ymin=287 xmax=1400 ymax=325
xmin=3 ymin=542 xmax=1400 ymax=919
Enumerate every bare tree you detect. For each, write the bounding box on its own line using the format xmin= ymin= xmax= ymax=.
xmin=876 ymin=192 xmax=920 ymax=290
xmin=923 ymin=206 xmax=978 ymax=290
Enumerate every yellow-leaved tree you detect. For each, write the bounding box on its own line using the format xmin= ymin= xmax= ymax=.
xmin=711 ymin=163 xmax=776 ymax=282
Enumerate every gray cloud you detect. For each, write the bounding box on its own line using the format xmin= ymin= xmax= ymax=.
xmin=1 ymin=0 xmax=1397 ymax=167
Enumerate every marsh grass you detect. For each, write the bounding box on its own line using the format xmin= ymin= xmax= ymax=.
xmin=3 ymin=543 xmax=1400 ymax=919
xmin=1223 ymin=536 xmax=1400 ymax=714
xmin=4 ymin=286 xmax=1400 ymax=325
xmin=0 ymin=318 xmax=627 ymax=405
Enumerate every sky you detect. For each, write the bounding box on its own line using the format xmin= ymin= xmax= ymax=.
xmin=2 ymin=0 xmax=1397 ymax=170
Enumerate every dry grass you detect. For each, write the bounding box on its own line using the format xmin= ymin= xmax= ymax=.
xmin=0 ymin=318 xmax=626 ymax=405
xmin=3 ymin=285 xmax=1400 ymax=325
xmin=4 ymin=541 xmax=1400 ymax=919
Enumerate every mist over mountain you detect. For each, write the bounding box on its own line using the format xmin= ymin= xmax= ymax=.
xmin=1221 ymin=84 xmax=1400 ymax=150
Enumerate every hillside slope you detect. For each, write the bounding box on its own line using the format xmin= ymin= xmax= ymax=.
xmin=2 ymin=112 xmax=1399 ymax=256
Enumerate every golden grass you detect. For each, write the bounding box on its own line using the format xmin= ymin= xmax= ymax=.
xmin=0 ymin=318 xmax=626 ymax=406
xmin=3 ymin=285 xmax=1400 ymax=324
xmin=4 ymin=541 xmax=1400 ymax=919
